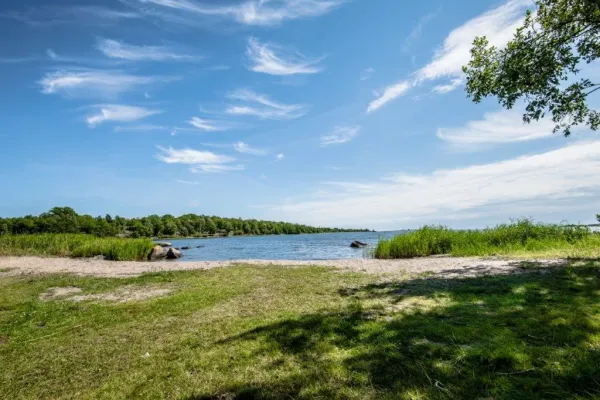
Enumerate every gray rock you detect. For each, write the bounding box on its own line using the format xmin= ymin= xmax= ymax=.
xmin=148 ymin=245 xmax=166 ymax=261
xmin=166 ymin=247 xmax=182 ymax=260
xmin=350 ymin=241 xmax=368 ymax=248
xmin=155 ymin=242 xmax=172 ymax=247
xmin=181 ymin=246 xmax=191 ymax=250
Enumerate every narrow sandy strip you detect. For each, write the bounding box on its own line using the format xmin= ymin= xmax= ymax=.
xmin=0 ymin=256 xmax=568 ymax=278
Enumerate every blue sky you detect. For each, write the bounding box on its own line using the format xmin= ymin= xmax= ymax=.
xmin=1 ymin=0 xmax=599 ymax=230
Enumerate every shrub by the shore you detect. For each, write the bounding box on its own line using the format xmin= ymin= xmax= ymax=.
xmin=375 ymin=220 xmax=597 ymax=259
xmin=0 ymin=234 xmax=154 ymax=261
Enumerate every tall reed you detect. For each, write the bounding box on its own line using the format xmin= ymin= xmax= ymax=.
xmin=375 ymin=219 xmax=593 ymax=259
xmin=0 ymin=234 xmax=154 ymax=261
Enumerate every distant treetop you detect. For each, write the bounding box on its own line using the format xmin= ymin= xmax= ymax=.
xmin=0 ymin=207 xmax=369 ymax=238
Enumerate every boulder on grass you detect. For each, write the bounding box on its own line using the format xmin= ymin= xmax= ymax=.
xmin=166 ymin=247 xmax=182 ymax=260
xmin=148 ymin=245 xmax=166 ymax=260
xmin=350 ymin=241 xmax=368 ymax=248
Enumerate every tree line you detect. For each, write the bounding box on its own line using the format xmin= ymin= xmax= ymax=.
xmin=0 ymin=207 xmax=369 ymax=238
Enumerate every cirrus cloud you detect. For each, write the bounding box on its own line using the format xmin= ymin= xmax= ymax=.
xmin=156 ymin=146 xmax=243 ymax=173
xmin=97 ymin=38 xmax=198 ymax=61
xmin=247 ymin=37 xmax=324 ymax=76
xmin=320 ymin=126 xmax=360 ymax=146
xmin=367 ymin=0 xmax=530 ymax=112
xmin=122 ymin=0 xmax=344 ymax=26
xmin=39 ymin=68 xmax=175 ymax=98
xmin=86 ymin=104 xmax=162 ymax=127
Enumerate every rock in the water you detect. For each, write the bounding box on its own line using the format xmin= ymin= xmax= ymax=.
xmin=166 ymin=247 xmax=182 ymax=259
xmin=196 ymin=245 xmax=204 ymax=249
xmin=181 ymin=246 xmax=191 ymax=250
xmin=155 ymin=242 xmax=172 ymax=247
xmin=148 ymin=245 xmax=166 ymax=260
xmin=350 ymin=241 xmax=368 ymax=248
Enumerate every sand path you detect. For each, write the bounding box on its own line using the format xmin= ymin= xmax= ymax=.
xmin=0 ymin=256 xmax=568 ymax=278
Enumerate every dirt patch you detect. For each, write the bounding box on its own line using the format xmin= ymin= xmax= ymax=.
xmin=38 ymin=285 xmax=173 ymax=303
xmin=39 ymin=287 xmax=83 ymax=301
xmin=70 ymin=286 xmax=173 ymax=303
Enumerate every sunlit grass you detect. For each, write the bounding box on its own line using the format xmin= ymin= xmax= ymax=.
xmin=0 ymin=263 xmax=599 ymax=398
xmin=375 ymin=219 xmax=598 ymax=259
xmin=0 ymin=234 xmax=154 ymax=261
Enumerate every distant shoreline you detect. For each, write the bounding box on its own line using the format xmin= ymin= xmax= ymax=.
xmin=154 ymin=230 xmax=376 ymax=241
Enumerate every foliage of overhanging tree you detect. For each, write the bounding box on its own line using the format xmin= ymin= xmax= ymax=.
xmin=463 ymin=0 xmax=600 ymax=136
xmin=0 ymin=207 xmax=368 ymax=238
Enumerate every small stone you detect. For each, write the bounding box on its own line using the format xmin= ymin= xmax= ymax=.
xmin=148 ymin=245 xmax=166 ymax=261
xmin=166 ymin=247 xmax=182 ymax=260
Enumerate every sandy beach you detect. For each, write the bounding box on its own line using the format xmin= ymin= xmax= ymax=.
xmin=0 ymin=256 xmax=568 ymax=278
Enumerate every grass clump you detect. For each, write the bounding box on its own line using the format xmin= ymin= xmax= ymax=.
xmin=1 ymin=263 xmax=599 ymax=398
xmin=0 ymin=234 xmax=154 ymax=261
xmin=375 ymin=219 xmax=597 ymax=259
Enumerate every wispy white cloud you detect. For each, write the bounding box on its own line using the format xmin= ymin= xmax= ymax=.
xmin=123 ymin=0 xmax=343 ymax=26
xmin=114 ymin=124 xmax=170 ymax=132
xmin=191 ymin=164 xmax=245 ymax=173
xmin=320 ymin=126 xmax=360 ymax=146
xmin=86 ymin=104 xmax=162 ymax=127
xmin=97 ymin=38 xmax=198 ymax=61
xmin=205 ymin=65 xmax=230 ymax=71
xmin=188 ymin=117 xmax=232 ymax=132
xmin=367 ymin=81 xmax=413 ymax=113
xmin=0 ymin=6 xmax=139 ymax=27
xmin=276 ymin=153 xmax=285 ymax=161
xmin=225 ymin=89 xmax=306 ymax=120
xmin=247 ymin=37 xmax=324 ymax=76
xmin=432 ymin=78 xmax=463 ymax=94
xmin=233 ymin=141 xmax=268 ymax=156
xmin=436 ymin=109 xmax=567 ymax=147
xmin=156 ymin=146 xmax=243 ymax=173
xmin=368 ymin=0 xmax=529 ymax=112
xmin=402 ymin=8 xmax=441 ymax=52
xmin=156 ymin=146 xmax=234 ymax=164
xmin=176 ymin=180 xmax=201 ymax=185
xmin=46 ymin=49 xmax=58 ymax=60
xmin=270 ymin=140 xmax=600 ymax=228
xmin=360 ymin=67 xmax=375 ymax=81
xmin=39 ymin=69 xmax=174 ymax=98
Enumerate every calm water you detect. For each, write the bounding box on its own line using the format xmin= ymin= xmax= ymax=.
xmin=166 ymin=231 xmax=402 ymax=261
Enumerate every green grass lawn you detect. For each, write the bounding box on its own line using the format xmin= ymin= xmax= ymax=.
xmin=1 ymin=262 xmax=599 ymax=399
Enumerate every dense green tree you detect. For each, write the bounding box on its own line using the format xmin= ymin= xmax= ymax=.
xmin=0 ymin=208 xmax=368 ymax=238
xmin=463 ymin=0 xmax=600 ymax=136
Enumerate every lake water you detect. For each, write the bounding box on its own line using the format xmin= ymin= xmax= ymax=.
xmin=166 ymin=231 xmax=403 ymax=261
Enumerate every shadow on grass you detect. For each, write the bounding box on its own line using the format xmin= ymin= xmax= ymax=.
xmin=190 ymin=262 xmax=600 ymax=399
